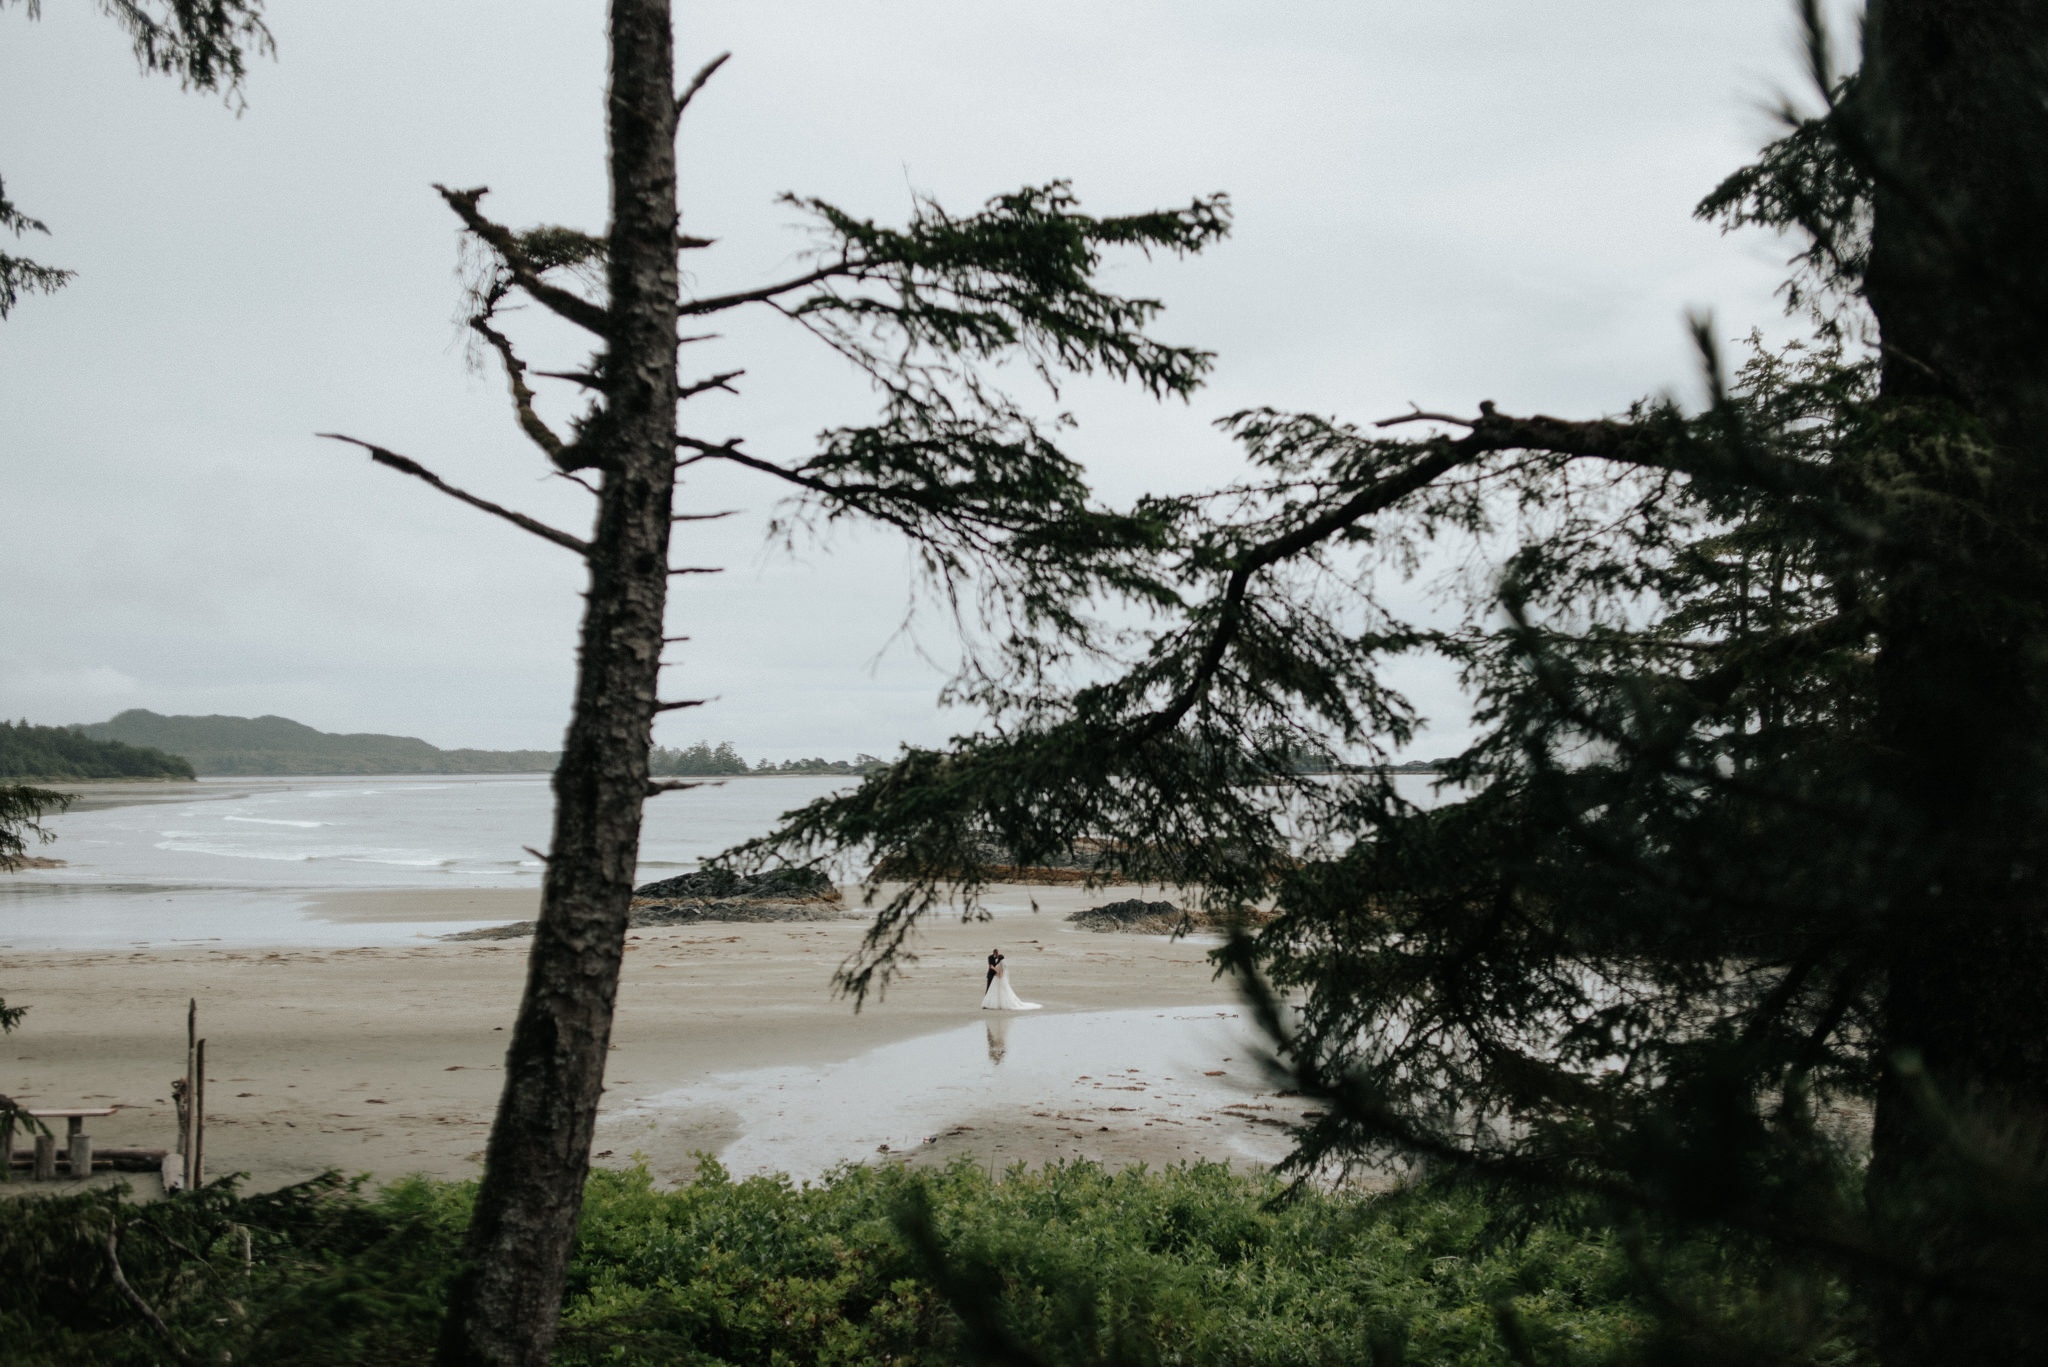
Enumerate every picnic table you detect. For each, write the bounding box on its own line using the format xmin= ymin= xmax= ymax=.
xmin=3 ymin=1107 xmax=116 ymax=1181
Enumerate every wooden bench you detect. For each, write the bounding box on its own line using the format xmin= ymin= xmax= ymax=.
xmin=3 ymin=1107 xmax=117 ymax=1181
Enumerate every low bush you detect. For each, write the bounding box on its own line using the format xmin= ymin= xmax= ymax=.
xmin=0 ymin=1158 xmax=1848 ymax=1365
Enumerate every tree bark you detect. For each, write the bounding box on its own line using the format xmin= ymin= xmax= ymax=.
xmin=1860 ymin=2 xmax=2048 ymax=1362
xmin=434 ymin=3 xmax=678 ymax=1364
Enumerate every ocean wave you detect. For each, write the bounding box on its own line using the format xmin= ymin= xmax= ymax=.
xmin=224 ymin=816 xmax=330 ymax=829
xmin=155 ymin=836 xmax=319 ymax=862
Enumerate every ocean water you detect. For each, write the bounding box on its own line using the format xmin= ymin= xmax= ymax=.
xmin=0 ymin=771 xmax=1457 ymax=950
xmin=0 ymin=774 xmax=852 ymax=949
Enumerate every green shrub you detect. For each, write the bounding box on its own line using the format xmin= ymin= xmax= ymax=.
xmin=0 ymin=1159 xmax=1850 ymax=1365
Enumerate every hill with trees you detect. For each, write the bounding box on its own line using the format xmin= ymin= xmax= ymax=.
xmin=0 ymin=719 xmax=194 ymax=780
xmin=78 ymin=710 xmax=556 ymax=776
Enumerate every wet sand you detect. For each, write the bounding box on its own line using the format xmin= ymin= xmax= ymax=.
xmin=2 ymin=885 xmax=1295 ymax=1196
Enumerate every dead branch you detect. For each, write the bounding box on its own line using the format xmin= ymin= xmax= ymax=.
xmin=648 ymin=780 xmax=706 ymax=796
xmin=1375 ymin=407 xmax=1479 ymax=430
xmin=671 ymin=509 xmax=739 ymax=523
xmin=674 ymin=51 xmax=731 ymax=118
xmin=470 ymin=310 xmax=572 ymax=467
xmin=680 ymin=369 xmax=744 ymax=401
xmin=654 ymin=698 xmax=709 ymax=712
xmin=435 ymin=185 xmax=612 ymax=337
xmin=668 ymin=565 xmax=726 ymax=576
xmin=104 ymin=1227 xmax=198 ymax=1367
xmin=319 ymin=435 xmax=592 ymax=555
xmin=679 ymin=262 xmax=849 ymax=317
xmin=678 ymin=437 xmax=830 ymax=492
xmin=523 ymin=846 xmax=550 ymax=864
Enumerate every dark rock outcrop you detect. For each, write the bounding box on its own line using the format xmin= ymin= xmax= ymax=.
xmin=632 ymin=867 xmax=837 ymax=902
xmin=1066 ymin=899 xmax=1190 ymax=934
xmin=876 ymin=837 xmax=1143 ymax=885
xmin=1065 ymin=898 xmax=1275 ymax=935
xmin=444 ymin=865 xmax=848 ymax=940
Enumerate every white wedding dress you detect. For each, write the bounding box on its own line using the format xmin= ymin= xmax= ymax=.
xmin=980 ymin=964 xmax=1041 ymax=1011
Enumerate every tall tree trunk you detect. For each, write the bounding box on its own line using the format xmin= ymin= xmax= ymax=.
xmin=1861 ymin=2 xmax=2048 ymax=1362
xmin=435 ymin=4 xmax=678 ymax=1364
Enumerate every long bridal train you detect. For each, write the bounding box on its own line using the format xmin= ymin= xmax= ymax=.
xmin=981 ymin=966 xmax=1041 ymax=1011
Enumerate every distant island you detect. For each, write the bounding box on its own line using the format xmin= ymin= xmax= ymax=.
xmin=1 ymin=719 xmax=195 ymax=781
xmin=79 ymin=710 xmax=557 ymax=777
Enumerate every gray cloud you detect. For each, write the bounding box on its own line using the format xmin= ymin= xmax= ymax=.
xmin=1 ymin=0 xmax=1845 ymax=757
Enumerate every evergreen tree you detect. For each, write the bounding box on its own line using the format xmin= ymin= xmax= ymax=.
xmin=649 ymin=739 xmax=751 ymax=776
xmin=753 ymin=2 xmax=2048 ymax=1359
xmin=1 ymin=783 xmax=69 ymax=1152
xmin=0 ymin=781 xmax=69 ymax=873
xmin=0 ymin=0 xmax=272 ymax=317
xmin=327 ymin=5 xmax=1224 ymax=1361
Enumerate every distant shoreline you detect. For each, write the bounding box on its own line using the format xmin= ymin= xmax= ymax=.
xmin=1 ymin=774 xmax=199 ymax=784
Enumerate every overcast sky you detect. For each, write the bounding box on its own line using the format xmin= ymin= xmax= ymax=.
xmin=1 ymin=1 xmax=1847 ymax=760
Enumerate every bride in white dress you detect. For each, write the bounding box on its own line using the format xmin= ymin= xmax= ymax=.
xmin=980 ymin=949 xmax=1041 ymax=1011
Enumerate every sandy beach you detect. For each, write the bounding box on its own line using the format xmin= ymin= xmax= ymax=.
xmin=4 ymin=883 xmax=1306 ymax=1196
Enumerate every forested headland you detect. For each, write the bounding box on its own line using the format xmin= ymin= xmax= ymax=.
xmin=79 ymin=710 xmax=558 ymax=777
xmin=0 ymin=719 xmax=194 ymax=781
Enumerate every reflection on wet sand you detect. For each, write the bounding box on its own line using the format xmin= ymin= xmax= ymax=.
xmin=630 ymin=1005 xmax=1299 ymax=1181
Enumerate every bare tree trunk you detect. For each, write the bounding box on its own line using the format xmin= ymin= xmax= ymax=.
xmin=435 ymin=3 xmax=678 ymax=1363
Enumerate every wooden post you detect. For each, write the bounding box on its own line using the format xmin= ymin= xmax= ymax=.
xmin=172 ymin=1079 xmax=189 ymax=1171
xmin=191 ymin=1037 xmax=205 ymax=1189
xmin=33 ymin=1132 xmax=55 ymax=1181
xmin=182 ymin=999 xmax=196 ymax=1191
xmin=68 ymin=1129 xmax=92 ymax=1179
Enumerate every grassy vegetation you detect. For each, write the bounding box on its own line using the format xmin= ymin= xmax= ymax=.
xmin=0 ymin=1158 xmax=1855 ymax=1366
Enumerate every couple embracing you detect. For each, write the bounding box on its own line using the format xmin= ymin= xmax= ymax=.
xmin=981 ymin=947 xmax=1041 ymax=1012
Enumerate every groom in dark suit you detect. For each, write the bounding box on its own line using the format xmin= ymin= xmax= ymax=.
xmin=986 ymin=948 xmax=1003 ymax=988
